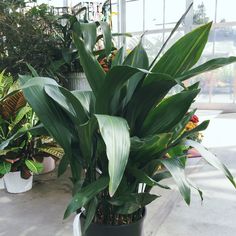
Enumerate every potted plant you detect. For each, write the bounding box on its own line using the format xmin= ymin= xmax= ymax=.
xmin=20 ymin=11 xmax=236 ymax=236
xmin=0 ymin=71 xmax=63 ymax=193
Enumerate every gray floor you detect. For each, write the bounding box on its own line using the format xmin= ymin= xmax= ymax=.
xmin=0 ymin=111 xmax=236 ymax=236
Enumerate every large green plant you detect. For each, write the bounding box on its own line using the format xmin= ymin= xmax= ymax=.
xmin=21 ymin=20 xmax=236 ymax=233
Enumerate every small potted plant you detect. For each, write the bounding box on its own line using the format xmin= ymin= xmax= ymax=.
xmin=21 ymin=9 xmax=236 ymax=236
xmin=0 ymin=72 xmax=63 ymax=192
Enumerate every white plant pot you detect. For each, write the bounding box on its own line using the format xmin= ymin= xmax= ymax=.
xmin=0 ymin=177 xmax=5 ymax=190
xmin=67 ymin=72 xmax=91 ymax=91
xmin=41 ymin=157 xmax=56 ymax=174
xmin=4 ymin=171 xmax=33 ymax=193
xmin=73 ymin=213 xmax=82 ymax=236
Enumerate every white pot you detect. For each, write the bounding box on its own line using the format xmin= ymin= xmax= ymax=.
xmin=0 ymin=177 xmax=5 ymax=190
xmin=73 ymin=213 xmax=82 ymax=236
xmin=67 ymin=72 xmax=91 ymax=91
xmin=4 ymin=171 xmax=33 ymax=193
xmin=41 ymin=157 xmax=56 ymax=174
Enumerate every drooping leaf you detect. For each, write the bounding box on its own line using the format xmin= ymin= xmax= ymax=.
xmin=64 ymin=177 xmax=109 ymax=219
xmin=179 ymin=57 xmax=236 ymax=81
xmin=94 ymin=114 xmax=130 ymax=196
xmin=58 ymin=155 xmax=69 ymax=177
xmin=25 ymin=160 xmax=44 ymax=174
xmin=82 ymin=197 xmax=98 ymax=235
xmin=185 ymin=140 xmax=236 ymax=188
xmin=160 ymin=157 xmax=191 ymax=205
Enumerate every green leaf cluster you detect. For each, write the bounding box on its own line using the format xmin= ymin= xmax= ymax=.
xmin=20 ymin=18 xmax=236 ymax=230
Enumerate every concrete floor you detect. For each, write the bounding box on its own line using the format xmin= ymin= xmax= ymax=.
xmin=0 ymin=111 xmax=236 ymax=236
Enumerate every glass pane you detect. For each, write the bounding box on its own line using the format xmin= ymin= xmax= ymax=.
xmin=217 ymin=0 xmax=236 ymax=23
xmin=145 ymin=0 xmax=163 ymax=30
xmin=193 ymin=0 xmax=216 ymax=24
xmin=126 ymin=0 xmax=144 ymax=32
xmin=165 ymin=0 xmax=185 ymax=24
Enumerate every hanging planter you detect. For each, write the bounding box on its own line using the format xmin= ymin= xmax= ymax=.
xmin=0 ymin=177 xmax=4 ymax=190
xmin=66 ymin=72 xmax=91 ymax=91
xmin=4 ymin=171 xmax=33 ymax=193
xmin=73 ymin=211 xmax=145 ymax=236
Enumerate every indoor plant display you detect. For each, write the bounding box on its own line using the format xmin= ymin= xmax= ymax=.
xmin=0 ymin=71 xmax=63 ymax=193
xmin=21 ymin=14 xmax=236 ymax=236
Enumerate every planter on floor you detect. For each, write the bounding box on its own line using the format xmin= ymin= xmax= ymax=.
xmin=73 ymin=211 xmax=145 ymax=236
xmin=66 ymin=72 xmax=91 ymax=91
xmin=0 ymin=177 xmax=4 ymax=189
xmin=4 ymin=171 xmax=33 ymax=193
xmin=40 ymin=157 xmax=56 ymax=174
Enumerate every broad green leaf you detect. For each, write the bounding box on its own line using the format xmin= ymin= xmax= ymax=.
xmin=112 ymin=193 xmax=159 ymax=215
xmin=82 ymin=197 xmax=98 ymax=235
xmin=21 ymin=77 xmax=75 ymax=161
xmin=9 ymin=106 xmax=31 ymax=131
xmin=185 ymin=140 xmax=236 ymax=188
xmin=73 ymin=35 xmax=105 ymax=96
xmin=45 ymin=84 xmax=88 ymax=124
xmin=94 ymin=114 xmax=130 ymax=196
xmin=111 ymin=47 xmax=124 ymax=67
xmin=129 ymin=167 xmax=170 ymax=189
xmin=160 ymin=157 xmax=191 ymax=205
xmin=71 ymin=90 xmax=95 ymax=114
xmin=99 ymin=21 xmax=112 ymax=57
xmin=79 ymin=22 xmax=97 ymax=51
xmin=125 ymin=74 xmax=175 ymax=133
xmin=148 ymin=22 xmax=212 ymax=77
xmin=96 ymin=66 xmax=146 ymax=114
xmin=130 ymin=133 xmax=172 ymax=163
xmin=64 ymin=177 xmax=109 ymax=219
xmin=0 ymin=161 xmax=11 ymax=175
xmin=179 ymin=57 xmax=236 ymax=81
xmin=140 ymin=89 xmax=200 ymax=136
xmin=25 ymin=160 xmax=44 ymax=174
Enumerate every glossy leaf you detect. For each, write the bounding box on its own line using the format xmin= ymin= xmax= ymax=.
xmin=111 ymin=46 xmax=124 ymax=67
xmin=148 ymin=22 xmax=212 ymax=77
xmin=0 ymin=161 xmax=11 ymax=175
xmin=99 ymin=21 xmax=112 ymax=57
xmin=25 ymin=160 xmax=44 ymax=174
xmin=94 ymin=114 xmax=130 ymax=196
xmin=185 ymin=140 xmax=236 ymax=188
xmin=160 ymin=157 xmax=191 ymax=205
xmin=64 ymin=177 xmax=109 ymax=219
xmin=73 ymin=35 xmax=105 ymax=96
xmin=141 ymin=89 xmax=200 ymax=136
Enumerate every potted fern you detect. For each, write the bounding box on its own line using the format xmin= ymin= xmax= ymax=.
xmin=20 ymin=11 xmax=236 ymax=236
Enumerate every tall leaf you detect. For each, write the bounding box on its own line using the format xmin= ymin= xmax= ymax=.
xmin=73 ymin=35 xmax=105 ymax=96
xmin=140 ymin=89 xmax=200 ymax=136
xmin=148 ymin=22 xmax=212 ymax=77
xmin=99 ymin=21 xmax=112 ymax=57
xmin=94 ymin=114 xmax=130 ymax=196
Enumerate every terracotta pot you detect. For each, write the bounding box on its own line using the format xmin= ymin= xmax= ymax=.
xmin=66 ymin=72 xmax=91 ymax=91
xmin=41 ymin=157 xmax=56 ymax=174
xmin=4 ymin=171 xmax=33 ymax=193
xmin=73 ymin=210 xmax=145 ymax=236
xmin=0 ymin=177 xmax=4 ymax=190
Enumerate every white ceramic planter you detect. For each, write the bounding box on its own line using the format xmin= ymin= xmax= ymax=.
xmin=41 ymin=157 xmax=56 ymax=174
xmin=67 ymin=72 xmax=91 ymax=91
xmin=73 ymin=213 xmax=82 ymax=236
xmin=0 ymin=177 xmax=5 ymax=190
xmin=4 ymin=171 xmax=33 ymax=193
